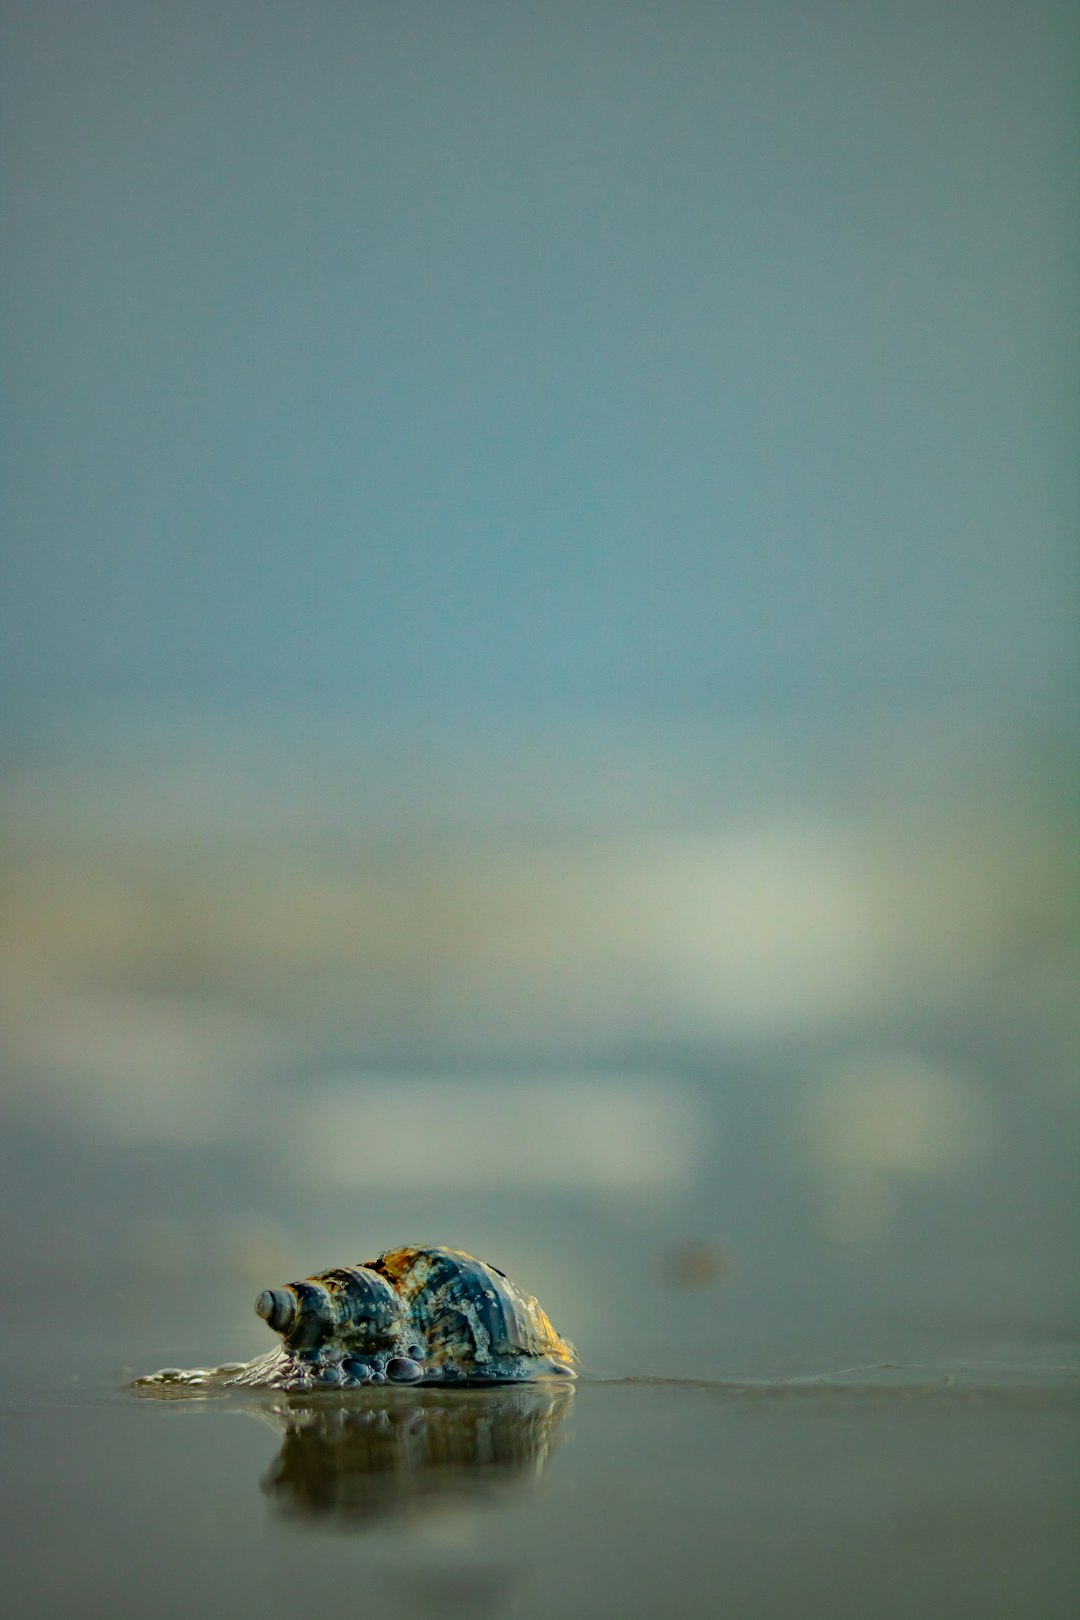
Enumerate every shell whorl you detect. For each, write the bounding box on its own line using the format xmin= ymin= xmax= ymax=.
xmin=254 ymin=1265 xmax=404 ymax=1352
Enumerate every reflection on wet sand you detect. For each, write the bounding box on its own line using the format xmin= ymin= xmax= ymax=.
xmin=252 ymin=1383 xmax=574 ymax=1527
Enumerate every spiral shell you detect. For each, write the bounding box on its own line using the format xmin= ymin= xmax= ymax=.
xmin=135 ymin=1245 xmax=576 ymax=1394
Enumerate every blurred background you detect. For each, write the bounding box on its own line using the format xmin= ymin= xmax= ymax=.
xmin=1 ymin=0 xmax=1076 ymax=1382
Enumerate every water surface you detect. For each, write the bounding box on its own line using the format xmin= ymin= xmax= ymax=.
xmin=4 ymin=1334 xmax=1077 ymax=1620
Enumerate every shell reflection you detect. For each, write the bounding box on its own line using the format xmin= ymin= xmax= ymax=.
xmin=257 ymin=1383 xmax=573 ymax=1526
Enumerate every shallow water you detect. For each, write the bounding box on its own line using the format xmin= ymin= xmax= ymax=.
xmin=3 ymin=1339 xmax=1077 ymax=1620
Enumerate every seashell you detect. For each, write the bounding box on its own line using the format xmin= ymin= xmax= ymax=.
xmin=134 ymin=1245 xmax=576 ymax=1394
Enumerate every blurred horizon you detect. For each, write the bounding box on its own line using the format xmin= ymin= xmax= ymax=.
xmin=3 ymin=707 xmax=1075 ymax=1383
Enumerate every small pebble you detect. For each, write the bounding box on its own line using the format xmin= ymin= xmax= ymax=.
xmin=342 ymin=1359 xmax=370 ymax=1383
xmin=316 ymin=1364 xmax=343 ymax=1385
xmin=368 ymin=1371 xmax=387 ymax=1385
xmin=407 ymin=1345 xmax=425 ymax=1362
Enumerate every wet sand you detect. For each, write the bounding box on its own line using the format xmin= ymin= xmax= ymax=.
xmin=3 ymin=1344 xmax=1077 ymax=1620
